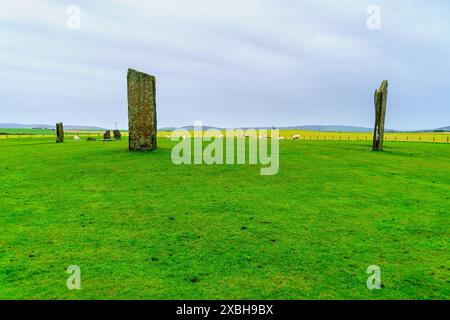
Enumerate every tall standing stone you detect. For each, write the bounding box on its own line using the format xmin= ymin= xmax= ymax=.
xmin=372 ymin=80 xmax=388 ymax=151
xmin=56 ymin=122 xmax=64 ymax=143
xmin=127 ymin=68 xmax=157 ymax=151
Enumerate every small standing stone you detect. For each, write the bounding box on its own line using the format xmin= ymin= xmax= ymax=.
xmin=56 ymin=122 xmax=64 ymax=143
xmin=127 ymin=68 xmax=157 ymax=151
xmin=113 ymin=130 xmax=122 ymax=141
xmin=103 ymin=130 xmax=111 ymax=140
xmin=372 ymin=80 xmax=388 ymax=151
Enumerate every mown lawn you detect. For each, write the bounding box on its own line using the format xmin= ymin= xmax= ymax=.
xmin=0 ymin=137 xmax=448 ymax=299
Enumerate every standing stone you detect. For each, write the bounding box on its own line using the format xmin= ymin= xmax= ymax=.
xmin=372 ymin=80 xmax=388 ymax=151
xmin=113 ymin=130 xmax=122 ymax=140
xmin=103 ymin=130 xmax=111 ymax=140
xmin=56 ymin=122 xmax=64 ymax=143
xmin=127 ymin=68 xmax=157 ymax=151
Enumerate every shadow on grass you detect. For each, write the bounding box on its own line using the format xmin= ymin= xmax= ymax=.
xmin=114 ymin=146 xmax=173 ymax=155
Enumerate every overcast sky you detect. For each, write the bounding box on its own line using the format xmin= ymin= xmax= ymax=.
xmin=1 ymin=0 xmax=449 ymax=130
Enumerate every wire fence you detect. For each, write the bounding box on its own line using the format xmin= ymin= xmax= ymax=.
xmin=0 ymin=132 xmax=449 ymax=143
xmin=293 ymin=134 xmax=450 ymax=144
xmin=0 ymin=132 xmax=129 ymax=139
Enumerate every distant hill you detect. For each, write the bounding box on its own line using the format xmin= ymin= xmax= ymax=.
xmin=178 ymin=126 xmax=225 ymax=131
xmin=170 ymin=125 xmax=397 ymax=133
xmin=64 ymin=125 xmax=106 ymax=131
xmin=0 ymin=123 xmax=52 ymax=129
xmin=2 ymin=123 xmax=448 ymax=133
xmin=125 ymin=124 xmax=450 ymax=133
xmin=0 ymin=123 xmax=105 ymax=131
xmin=276 ymin=125 xmax=376 ymax=132
xmin=420 ymin=126 xmax=450 ymax=132
xmin=159 ymin=127 xmax=177 ymax=131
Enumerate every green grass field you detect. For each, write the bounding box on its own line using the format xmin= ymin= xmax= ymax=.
xmin=0 ymin=128 xmax=105 ymax=138
xmin=0 ymin=128 xmax=56 ymax=135
xmin=3 ymin=128 xmax=449 ymax=144
xmin=0 ymin=137 xmax=449 ymax=299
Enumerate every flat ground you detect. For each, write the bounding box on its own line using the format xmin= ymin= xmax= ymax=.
xmin=0 ymin=137 xmax=448 ymax=299
xmin=2 ymin=128 xmax=449 ymax=144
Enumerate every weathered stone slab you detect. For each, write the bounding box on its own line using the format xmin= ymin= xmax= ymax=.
xmin=113 ymin=130 xmax=122 ymax=141
xmin=56 ymin=122 xmax=64 ymax=143
xmin=103 ymin=130 xmax=111 ymax=140
xmin=127 ymin=68 xmax=157 ymax=151
xmin=372 ymin=80 xmax=388 ymax=151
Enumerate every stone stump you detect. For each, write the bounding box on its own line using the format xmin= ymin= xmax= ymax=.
xmin=56 ymin=122 xmax=64 ymax=143
xmin=127 ymin=68 xmax=157 ymax=151
xmin=372 ymin=80 xmax=388 ymax=151
xmin=103 ymin=130 xmax=111 ymax=140
xmin=113 ymin=130 xmax=122 ymax=141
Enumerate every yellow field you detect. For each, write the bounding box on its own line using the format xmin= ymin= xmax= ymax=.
xmin=1 ymin=130 xmax=449 ymax=143
xmin=160 ymin=129 xmax=450 ymax=144
xmin=278 ymin=130 xmax=450 ymax=143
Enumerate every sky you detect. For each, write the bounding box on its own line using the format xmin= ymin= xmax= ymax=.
xmin=1 ymin=0 xmax=449 ymax=130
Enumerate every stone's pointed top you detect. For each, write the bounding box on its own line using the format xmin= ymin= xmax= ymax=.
xmin=127 ymin=68 xmax=155 ymax=80
xmin=379 ymin=80 xmax=388 ymax=91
